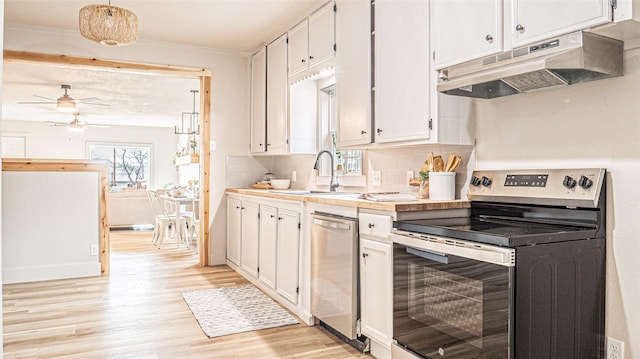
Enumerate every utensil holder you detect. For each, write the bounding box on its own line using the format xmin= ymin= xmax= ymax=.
xmin=429 ymin=172 xmax=455 ymax=200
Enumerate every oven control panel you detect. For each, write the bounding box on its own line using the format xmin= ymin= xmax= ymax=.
xmin=468 ymin=168 xmax=605 ymax=208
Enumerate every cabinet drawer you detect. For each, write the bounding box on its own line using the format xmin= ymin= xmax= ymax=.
xmin=359 ymin=213 xmax=392 ymax=240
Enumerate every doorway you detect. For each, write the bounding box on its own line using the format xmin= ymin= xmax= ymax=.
xmin=2 ymin=50 xmax=212 ymax=267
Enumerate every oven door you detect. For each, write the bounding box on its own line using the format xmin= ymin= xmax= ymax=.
xmin=391 ymin=231 xmax=515 ymax=359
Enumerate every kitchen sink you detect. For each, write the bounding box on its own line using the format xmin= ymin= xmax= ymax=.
xmin=268 ymin=190 xmax=360 ymax=197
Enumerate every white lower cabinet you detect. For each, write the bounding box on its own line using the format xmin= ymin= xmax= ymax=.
xmin=258 ymin=205 xmax=301 ymax=305
xmin=226 ymin=197 xmax=242 ymax=266
xmin=275 ymin=209 xmax=301 ymax=305
xmin=240 ymin=201 xmax=260 ymax=277
xmin=359 ymin=212 xmax=393 ymax=359
xmin=228 ymin=195 xmax=303 ymax=313
xmin=258 ymin=205 xmax=278 ymax=290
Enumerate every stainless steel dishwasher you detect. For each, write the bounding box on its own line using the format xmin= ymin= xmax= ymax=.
xmin=310 ymin=212 xmax=359 ymax=340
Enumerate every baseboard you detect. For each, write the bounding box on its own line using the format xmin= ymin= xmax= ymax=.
xmin=3 ymin=262 xmax=101 ymax=284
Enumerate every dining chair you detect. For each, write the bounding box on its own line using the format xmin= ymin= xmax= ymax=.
xmin=186 ymin=196 xmax=200 ymax=251
xmin=146 ymin=190 xmax=189 ymax=248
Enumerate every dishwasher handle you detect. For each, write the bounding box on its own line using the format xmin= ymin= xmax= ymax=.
xmin=312 ymin=217 xmax=352 ymax=231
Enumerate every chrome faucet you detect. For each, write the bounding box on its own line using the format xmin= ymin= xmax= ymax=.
xmin=313 ymin=150 xmax=339 ymax=192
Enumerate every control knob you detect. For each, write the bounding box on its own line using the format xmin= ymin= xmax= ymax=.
xmin=471 ymin=176 xmax=481 ymax=187
xmin=481 ymin=176 xmax=492 ymax=187
xmin=578 ymin=175 xmax=593 ymax=189
xmin=563 ymin=175 xmax=577 ymax=189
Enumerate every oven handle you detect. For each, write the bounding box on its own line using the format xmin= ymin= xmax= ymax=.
xmin=406 ymin=247 xmax=466 ymax=265
xmin=391 ymin=231 xmax=515 ymax=267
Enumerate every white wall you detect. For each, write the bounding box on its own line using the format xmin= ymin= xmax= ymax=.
xmin=475 ymin=47 xmax=640 ymax=358
xmin=2 ymin=171 xmax=101 ymax=283
xmin=2 ymin=120 xmax=178 ymax=188
xmin=4 ymin=24 xmax=250 ymax=266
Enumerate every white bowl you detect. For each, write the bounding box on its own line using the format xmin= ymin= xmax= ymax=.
xmin=270 ymin=179 xmax=290 ymax=190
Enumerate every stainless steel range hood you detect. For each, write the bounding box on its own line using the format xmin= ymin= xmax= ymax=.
xmin=437 ymin=31 xmax=623 ymax=99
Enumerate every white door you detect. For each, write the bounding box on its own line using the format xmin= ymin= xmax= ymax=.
xmin=335 ymin=0 xmax=371 ymax=146
xmin=250 ymin=47 xmax=267 ymax=153
xmin=266 ymin=34 xmax=289 ymax=153
xmin=240 ymin=201 xmax=260 ymax=277
xmin=226 ymin=197 xmax=242 ymax=266
xmin=510 ymin=0 xmax=611 ymax=47
xmin=360 ymin=238 xmax=393 ymax=346
xmin=259 ymin=205 xmax=278 ymax=290
xmin=308 ymin=2 xmax=335 ymax=68
xmin=375 ymin=0 xmax=431 ymax=144
xmin=432 ymin=0 xmax=503 ymax=69
xmin=276 ymin=209 xmax=300 ymax=305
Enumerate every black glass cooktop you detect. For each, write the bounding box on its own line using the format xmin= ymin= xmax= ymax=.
xmin=393 ymin=216 xmax=598 ymax=247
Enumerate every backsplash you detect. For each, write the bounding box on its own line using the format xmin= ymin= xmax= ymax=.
xmin=366 ymin=145 xmax=475 ymax=198
xmin=227 ymin=144 xmax=475 ymax=200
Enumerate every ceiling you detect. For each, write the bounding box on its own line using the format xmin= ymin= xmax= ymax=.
xmin=2 ymin=0 xmax=326 ymax=128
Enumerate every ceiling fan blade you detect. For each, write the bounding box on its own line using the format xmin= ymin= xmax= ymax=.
xmin=18 ymin=101 xmax=57 ymax=104
xmin=33 ymin=95 xmax=57 ymax=101
xmin=79 ymin=102 xmax=110 ymax=107
xmin=45 ymin=121 xmax=69 ymax=126
xmin=76 ymin=97 xmax=102 ymax=101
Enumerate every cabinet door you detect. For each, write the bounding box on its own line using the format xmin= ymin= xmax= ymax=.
xmin=432 ymin=0 xmax=502 ymax=69
xmin=335 ymin=0 xmax=371 ymax=146
xmin=288 ymin=20 xmax=309 ymax=77
xmin=510 ymin=0 xmax=611 ymax=47
xmin=360 ymin=238 xmax=393 ymax=346
xmin=266 ymin=34 xmax=289 ymax=153
xmin=276 ymin=209 xmax=300 ymax=305
xmin=375 ymin=0 xmax=430 ymax=144
xmin=240 ymin=201 xmax=260 ymax=277
xmin=226 ymin=197 xmax=242 ymax=266
xmin=250 ymin=47 xmax=267 ymax=153
xmin=259 ymin=205 xmax=278 ymax=290
xmin=308 ymin=2 xmax=335 ymax=68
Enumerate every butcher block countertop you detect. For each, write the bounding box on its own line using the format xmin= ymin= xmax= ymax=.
xmin=226 ymin=188 xmax=470 ymax=212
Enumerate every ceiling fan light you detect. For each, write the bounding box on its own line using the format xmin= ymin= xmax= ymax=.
xmin=57 ymin=99 xmax=77 ymax=113
xmin=79 ymin=3 xmax=138 ymax=46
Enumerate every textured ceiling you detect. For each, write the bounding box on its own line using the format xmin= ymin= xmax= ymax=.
xmin=2 ymin=0 xmax=326 ymax=127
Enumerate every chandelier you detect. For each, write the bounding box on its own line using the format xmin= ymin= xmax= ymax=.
xmin=175 ymin=90 xmax=200 ymax=135
xmin=79 ymin=1 xmax=138 ymax=46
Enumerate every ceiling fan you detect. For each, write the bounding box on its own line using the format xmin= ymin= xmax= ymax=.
xmin=47 ymin=112 xmax=110 ymax=130
xmin=18 ymin=84 xmax=109 ymax=112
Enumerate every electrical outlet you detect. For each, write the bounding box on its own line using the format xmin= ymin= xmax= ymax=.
xmin=406 ymin=170 xmax=414 ymax=187
xmin=90 ymin=244 xmax=99 ymax=256
xmin=607 ymin=337 xmax=624 ymax=359
xmin=292 ymin=171 xmax=297 ymax=182
xmin=371 ymin=171 xmax=381 ymax=187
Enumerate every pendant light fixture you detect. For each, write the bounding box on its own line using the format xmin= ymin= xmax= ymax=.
xmin=79 ymin=0 xmax=138 ymax=46
xmin=175 ymin=90 xmax=200 ymax=135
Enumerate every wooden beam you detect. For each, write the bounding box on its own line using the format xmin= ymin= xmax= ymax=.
xmin=199 ymin=76 xmax=211 ymax=265
xmin=2 ymin=158 xmax=111 ymax=276
xmin=3 ymin=50 xmax=212 ymax=78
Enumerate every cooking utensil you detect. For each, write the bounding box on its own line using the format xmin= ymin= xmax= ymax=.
xmin=434 ymin=156 xmax=445 ymax=172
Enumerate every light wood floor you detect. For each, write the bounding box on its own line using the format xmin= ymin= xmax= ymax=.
xmin=3 ymin=229 xmax=366 ymax=359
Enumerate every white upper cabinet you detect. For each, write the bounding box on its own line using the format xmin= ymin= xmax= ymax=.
xmin=250 ymin=47 xmax=267 ymax=153
xmin=432 ymin=0 xmax=503 ymax=70
xmin=266 ymin=34 xmax=289 ymax=153
xmin=433 ymin=0 xmax=612 ymax=69
xmin=508 ymin=0 xmax=612 ymax=47
xmin=374 ymin=0 xmax=430 ymax=144
xmin=335 ymin=0 xmax=371 ymax=147
xmin=308 ymin=2 xmax=336 ymax=68
xmin=288 ymin=21 xmax=309 ymax=77
xmin=288 ymin=1 xmax=335 ymax=78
